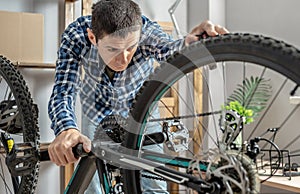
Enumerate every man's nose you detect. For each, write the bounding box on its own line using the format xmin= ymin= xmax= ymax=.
xmin=116 ymin=50 xmax=129 ymax=64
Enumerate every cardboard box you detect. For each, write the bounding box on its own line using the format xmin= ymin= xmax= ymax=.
xmin=0 ymin=10 xmax=44 ymax=63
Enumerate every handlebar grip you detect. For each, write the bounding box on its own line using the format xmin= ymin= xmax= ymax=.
xmin=72 ymin=143 xmax=89 ymax=158
xmin=196 ymin=31 xmax=209 ymax=40
xmin=39 ymin=144 xmax=89 ymax=162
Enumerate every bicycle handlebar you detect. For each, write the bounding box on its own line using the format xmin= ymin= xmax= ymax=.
xmin=196 ymin=31 xmax=209 ymax=40
xmin=72 ymin=143 xmax=89 ymax=158
xmin=40 ymin=143 xmax=89 ymax=162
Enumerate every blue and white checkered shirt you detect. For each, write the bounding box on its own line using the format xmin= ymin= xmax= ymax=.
xmin=48 ymin=15 xmax=184 ymax=136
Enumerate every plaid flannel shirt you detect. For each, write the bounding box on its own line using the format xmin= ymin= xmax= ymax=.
xmin=48 ymin=15 xmax=184 ymax=136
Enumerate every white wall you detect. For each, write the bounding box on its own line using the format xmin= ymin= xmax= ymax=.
xmin=136 ymin=0 xmax=187 ymax=36
xmin=187 ymin=0 xmax=226 ymax=30
xmin=32 ymin=0 xmax=61 ymax=63
xmin=226 ymin=0 xmax=300 ymax=48
xmin=188 ymin=0 xmax=300 ymax=49
xmin=0 ymin=0 xmax=34 ymax=12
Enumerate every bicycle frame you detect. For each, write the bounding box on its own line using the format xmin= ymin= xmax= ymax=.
xmin=62 ymin=141 xmax=214 ymax=194
xmin=39 ymin=109 xmax=283 ymax=194
xmin=64 ymin=156 xmax=97 ymax=193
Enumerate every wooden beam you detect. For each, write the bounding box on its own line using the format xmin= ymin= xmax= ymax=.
xmin=193 ymin=68 xmax=203 ymax=155
xmin=64 ymin=163 xmax=75 ymax=189
xmin=157 ymin=21 xmax=174 ymax=35
xmin=82 ymin=0 xmax=93 ymax=16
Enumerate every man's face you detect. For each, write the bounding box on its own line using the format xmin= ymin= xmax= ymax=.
xmin=96 ymin=30 xmax=140 ymax=72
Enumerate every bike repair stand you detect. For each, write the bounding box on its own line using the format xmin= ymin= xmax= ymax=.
xmin=169 ymin=0 xmax=183 ymax=39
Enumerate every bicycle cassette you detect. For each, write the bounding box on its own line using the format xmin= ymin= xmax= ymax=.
xmin=94 ymin=115 xmax=127 ymax=143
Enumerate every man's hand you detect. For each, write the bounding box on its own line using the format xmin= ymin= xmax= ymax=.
xmin=185 ymin=20 xmax=229 ymax=46
xmin=48 ymin=128 xmax=91 ymax=166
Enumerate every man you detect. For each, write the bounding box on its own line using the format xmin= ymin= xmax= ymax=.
xmin=48 ymin=0 xmax=228 ymax=193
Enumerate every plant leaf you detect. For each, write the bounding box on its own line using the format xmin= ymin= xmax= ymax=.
xmin=226 ymin=76 xmax=272 ymax=118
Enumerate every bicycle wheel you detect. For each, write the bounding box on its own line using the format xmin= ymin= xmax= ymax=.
xmin=0 ymin=56 xmax=40 ymax=194
xmin=122 ymin=33 xmax=300 ymax=193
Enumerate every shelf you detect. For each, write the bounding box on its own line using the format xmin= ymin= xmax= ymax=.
xmin=13 ymin=62 xmax=55 ymax=69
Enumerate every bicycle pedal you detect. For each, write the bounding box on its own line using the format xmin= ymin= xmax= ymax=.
xmin=4 ymin=141 xmax=38 ymax=176
xmin=0 ymin=132 xmax=15 ymax=153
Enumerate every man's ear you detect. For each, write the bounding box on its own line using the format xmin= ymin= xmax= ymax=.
xmin=87 ymin=28 xmax=97 ymax=45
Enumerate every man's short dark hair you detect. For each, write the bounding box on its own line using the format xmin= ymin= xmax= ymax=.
xmin=92 ymin=0 xmax=142 ymax=41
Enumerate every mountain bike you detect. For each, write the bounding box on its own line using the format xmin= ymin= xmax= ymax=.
xmin=0 ymin=32 xmax=300 ymax=194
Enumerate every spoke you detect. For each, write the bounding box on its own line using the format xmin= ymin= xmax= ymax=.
xmin=280 ymin=105 xmax=300 ymax=150
xmin=283 ymin=133 xmax=300 ymax=151
xmin=156 ymin=75 xmax=220 ymax=147
xmin=257 ymin=104 xmax=300 ymax=151
xmin=248 ymin=69 xmax=281 ymax=140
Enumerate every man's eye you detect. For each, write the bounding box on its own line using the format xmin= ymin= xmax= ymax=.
xmin=108 ymin=48 xmax=118 ymax=52
xmin=128 ymin=45 xmax=136 ymax=51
